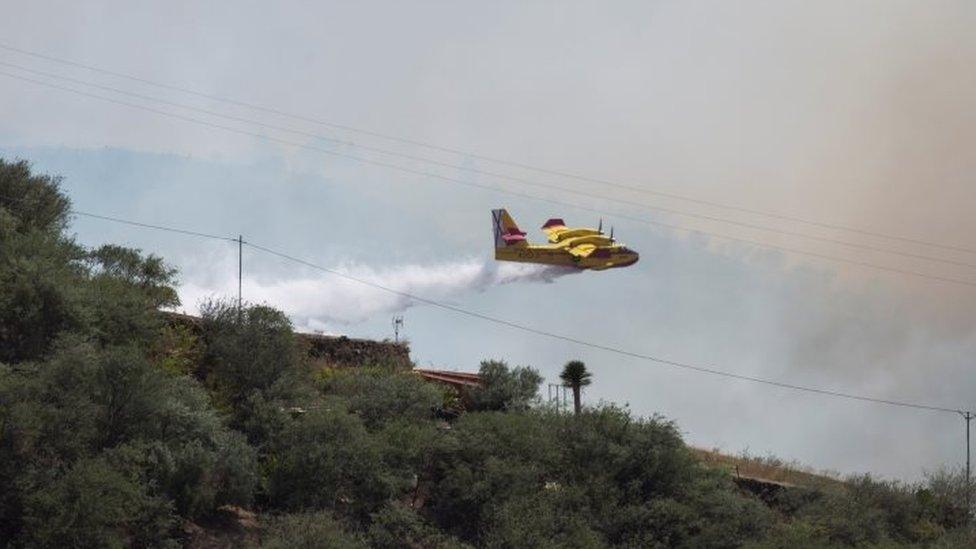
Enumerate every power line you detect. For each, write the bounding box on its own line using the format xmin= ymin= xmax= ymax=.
xmin=3 ymin=60 xmax=974 ymax=272
xmin=3 ymin=188 xmax=958 ymax=412
xmin=2 ymin=41 xmax=972 ymax=256
xmin=0 ymin=189 xmax=234 ymax=242
xmin=245 ymin=240 xmax=964 ymax=413
xmin=4 ymin=70 xmax=976 ymax=290
xmin=226 ymin=250 xmax=976 ymax=413
xmin=73 ymin=210 xmax=236 ymax=242
xmin=47 ymin=201 xmax=965 ymax=414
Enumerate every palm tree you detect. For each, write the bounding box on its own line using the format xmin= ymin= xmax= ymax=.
xmin=559 ymin=360 xmax=592 ymax=415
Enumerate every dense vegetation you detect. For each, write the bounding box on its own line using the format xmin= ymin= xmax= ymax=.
xmin=1 ymin=158 xmax=974 ymax=547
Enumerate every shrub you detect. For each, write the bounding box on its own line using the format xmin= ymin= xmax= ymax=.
xmin=319 ymin=367 xmax=443 ymax=429
xmin=197 ymin=299 xmax=319 ymax=452
xmin=742 ymin=521 xmax=835 ymax=549
xmin=368 ymin=502 xmax=471 ymax=549
xmin=426 ymin=405 xmax=774 ymax=547
xmin=20 ymin=456 xmax=178 ymax=548
xmin=199 ymin=300 xmax=302 ymax=399
xmin=266 ymin=406 xmax=391 ymax=518
xmin=0 ymin=342 xmax=260 ymax=539
xmin=256 ymin=510 xmax=366 ymax=549
xmin=426 ymin=410 xmax=562 ymax=541
xmin=152 ymin=322 xmax=202 ymax=376
xmin=104 ymin=433 xmax=257 ymax=520
xmin=479 ymin=488 xmax=607 ymax=548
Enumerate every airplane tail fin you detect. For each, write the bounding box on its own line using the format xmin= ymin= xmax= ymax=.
xmin=492 ymin=208 xmax=527 ymax=248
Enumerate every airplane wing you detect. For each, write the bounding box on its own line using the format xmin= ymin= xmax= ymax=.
xmin=543 ymin=219 xmax=606 ymax=243
xmin=567 ymin=243 xmax=597 ymax=257
xmin=541 ymin=218 xmax=567 ymax=241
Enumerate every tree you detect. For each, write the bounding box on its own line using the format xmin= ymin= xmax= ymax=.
xmin=559 ymin=360 xmax=592 ymax=416
xmin=469 ymin=360 xmax=542 ymax=412
xmin=0 ymin=160 xmax=181 ymax=362
xmin=0 ymin=159 xmax=86 ymax=363
xmin=0 ymin=159 xmax=72 ymax=235
xmin=82 ymin=245 xmax=180 ymax=351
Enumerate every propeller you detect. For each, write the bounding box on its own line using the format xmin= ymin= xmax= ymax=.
xmin=609 ymin=226 xmax=615 ymax=242
xmin=598 ymin=218 xmax=603 ymax=233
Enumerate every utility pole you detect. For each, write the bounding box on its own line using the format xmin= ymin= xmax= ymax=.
xmin=237 ymin=235 xmax=243 ymax=312
xmin=960 ymin=411 xmax=973 ymax=522
xmin=392 ymin=316 xmax=404 ymax=343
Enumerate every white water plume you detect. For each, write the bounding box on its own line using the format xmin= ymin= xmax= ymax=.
xmin=178 ymin=258 xmax=578 ymax=329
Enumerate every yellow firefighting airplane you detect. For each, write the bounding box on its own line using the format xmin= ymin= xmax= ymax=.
xmin=492 ymin=209 xmax=639 ymax=270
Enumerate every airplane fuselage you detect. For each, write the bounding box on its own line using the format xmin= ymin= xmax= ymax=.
xmin=495 ymin=242 xmax=639 ymax=270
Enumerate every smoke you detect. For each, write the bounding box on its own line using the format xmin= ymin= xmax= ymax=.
xmin=7 ymin=0 xmax=976 ymax=478
xmin=178 ymin=257 xmax=578 ymax=331
xmin=736 ymin=3 xmax=976 ymax=401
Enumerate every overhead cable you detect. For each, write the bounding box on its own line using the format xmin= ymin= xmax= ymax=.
xmin=2 ymin=59 xmax=973 ymax=270
xmin=48 ymin=202 xmax=964 ymax=414
xmin=2 ymin=41 xmax=972 ymax=256
xmin=3 ymin=70 xmax=976 ymax=290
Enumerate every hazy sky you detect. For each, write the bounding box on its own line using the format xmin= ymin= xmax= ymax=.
xmin=2 ymin=1 xmax=975 ymax=480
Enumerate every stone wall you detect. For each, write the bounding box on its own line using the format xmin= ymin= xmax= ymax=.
xmin=162 ymin=312 xmax=411 ymax=369
xmin=300 ymin=332 xmax=411 ymax=370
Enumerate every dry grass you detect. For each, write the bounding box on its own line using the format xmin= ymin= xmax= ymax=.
xmin=692 ymin=447 xmax=845 ymax=490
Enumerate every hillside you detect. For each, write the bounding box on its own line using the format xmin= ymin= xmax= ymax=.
xmin=692 ymin=448 xmax=844 ymax=490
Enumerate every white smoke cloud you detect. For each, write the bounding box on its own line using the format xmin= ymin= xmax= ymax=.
xmin=178 ymin=257 xmax=578 ymax=331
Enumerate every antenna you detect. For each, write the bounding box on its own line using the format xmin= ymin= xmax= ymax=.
xmin=548 ymin=383 xmax=570 ymax=412
xmin=392 ymin=315 xmax=404 ymax=343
